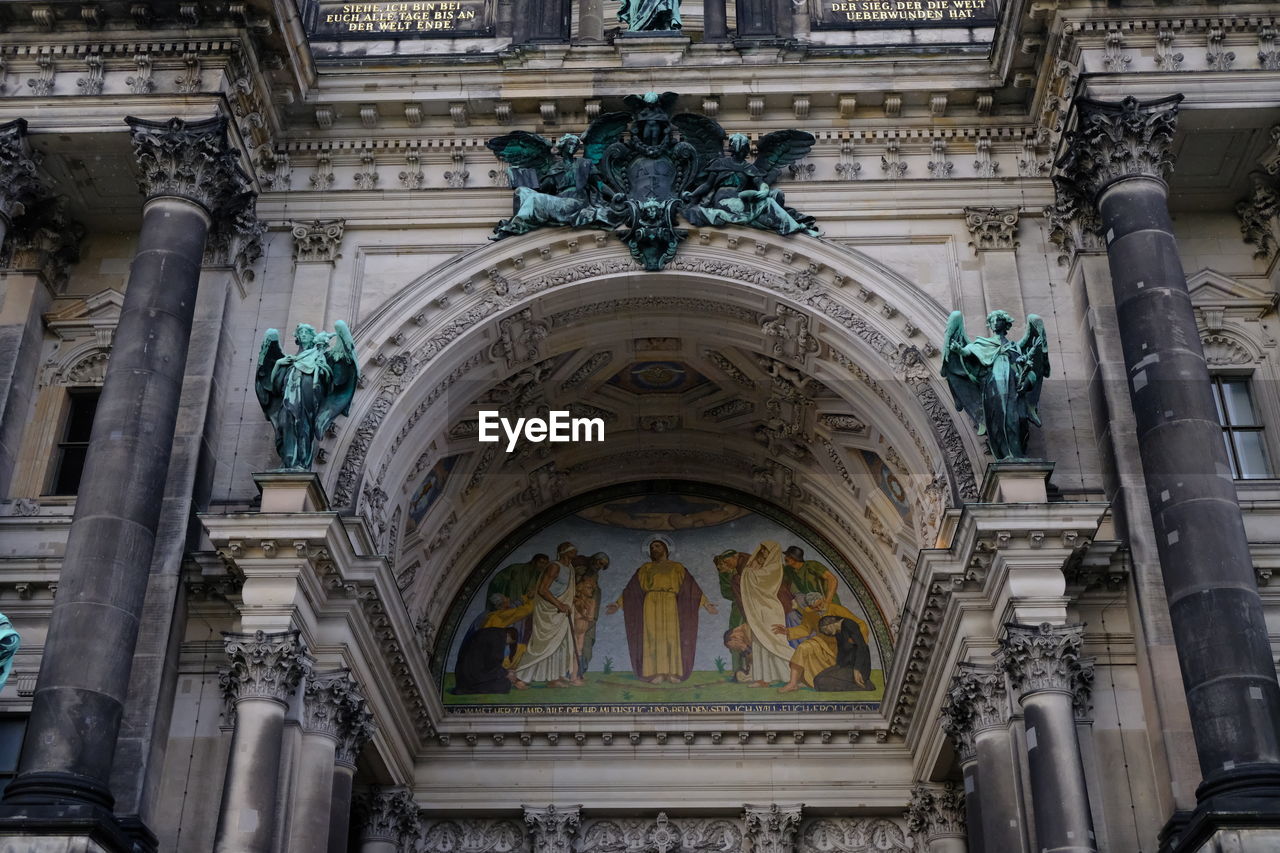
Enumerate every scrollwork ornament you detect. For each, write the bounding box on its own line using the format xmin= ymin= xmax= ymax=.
xmin=220 ymin=629 xmax=306 ymax=705
xmin=997 ymin=622 xmax=1087 ymax=698
xmin=1055 ymin=95 xmax=1183 ymax=203
xmin=127 ymin=115 xmax=255 ymax=218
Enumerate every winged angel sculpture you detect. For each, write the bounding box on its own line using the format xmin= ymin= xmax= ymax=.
xmin=942 ymin=310 xmax=1050 ymax=460
xmin=486 ymin=92 xmax=819 ymax=271
xmin=256 ymin=321 xmax=359 ymax=471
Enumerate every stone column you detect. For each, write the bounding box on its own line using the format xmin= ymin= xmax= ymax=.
xmin=214 ymin=630 xmax=307 ymax=853
xmin=944 ymin=663 xmax=1030 ymax=852
xmin=905 ymin=783 xmax=968 ymax=853
xmin=0 ymin=116 xmax=252 ymax=819
xmin=286 ymin=220 xmax=344 ymax=334
xmin=998 ymin=623 xmax=1096 ymax=853
xmin=288 ymin=670 xmax=359 ymax=853
xmin=576 ymin=0 xmax=603 ymax=42
xmin=963 ymin=206 xmax=1025 ymax=320
xmin=355 ymin=787 xmax=419 ymax=853
xmin=1058 ymin=96 xmax=1280 ymax=812
xmin=328 ymin=685 xmax=375 ymax=853
xmin=704 ymin=0 xmax=728 ymax=41
xmin=941 ymin=679 xmax=984 ymax=852
xmin=525 ymin=805 xmax=582 ymax=851
xmin=742 ymin=804 xmax=802 ymax=853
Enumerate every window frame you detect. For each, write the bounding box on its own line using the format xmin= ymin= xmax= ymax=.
xmin=1210 ymin=374 xmax=1273 ymax=480
xmin=45 ymin=386 xmax=101 ymax=497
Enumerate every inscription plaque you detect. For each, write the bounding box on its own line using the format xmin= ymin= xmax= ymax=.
xmin=814 ymin=0 xmax=998 ymax=29
xmin=303 ymin=0 xmax=493 ymax=39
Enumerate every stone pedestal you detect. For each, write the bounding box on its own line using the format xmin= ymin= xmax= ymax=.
xmin=213 ymin=630 xmax=306 ymax=853
xmin=979 ymin=461 xmax=1053 ymax=504
xmin=616 ymin=34 xmax=691 ymax=67
xmin=255 ymin=471 xmax=330 ymax=513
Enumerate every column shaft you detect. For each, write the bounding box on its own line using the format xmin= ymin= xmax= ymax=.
xmin=704 ymin=0 xmax=728 ymax=40
xmin=961 ymin=762 xmax=984 ymax=853
xmin=0 ymin=273 xmax=52 ymax=497
xmin=928 ymin=839 xmax=967 ymax=853
xmin=1023 ymin=693 xmax=1095 ymax=852
xmin=4 ymin=195 xmax=210 ymax=809
xmin=215 ymin=698 xmax=287 ymax=853
xmin=328 ymin=765 xmax=356 ymax=853
xmin=289 ymin=733 xmax=338 ymax=853
xmin=577 ymin=0 xmax=603 ymax=41
xmin=1099 ymin=173 xmax=1280 ymax=794
xmin=974 ymin=727 xmax=1030 ymax=852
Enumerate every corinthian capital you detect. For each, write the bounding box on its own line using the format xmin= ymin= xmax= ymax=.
xmin=941 ymin=662 xmax=1010 ymax=760
xmin=1055 ymin=95 xmax=1183 ymax=202
xmin=524 ymin=805 xmax=582 ymax=852
xmin=220 ymin=629 xmax=306 ymax=705
xmin=302 ymin=668 xmax=359 ymax=739
xmin=905 ymin=783 xmax=966 ymax=843
xmin=126 ymin=115 xmax=254 ymax=216
xmin=291 ymin=219 xmax=345 ymax=263
xmin=964 ymin=206 xmax=1020 ymax=251
xmin=334 ymin=679 xmax=376 ymax=767
xmin=997 ymin=622 xmax=1090 ymax=699
xmin=743 ymin=804 xmax=803 ymax=853
xmin=0 ymin=119 xmax=42 ymax=226
xmin=354 ymin=786 xmax=419 ymax=845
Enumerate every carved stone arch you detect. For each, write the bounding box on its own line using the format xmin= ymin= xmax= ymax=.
xmin=1201 ymin=330 xmax=1261 ymax=367
xmin=39 ymin=288 xmax=124 ymax=388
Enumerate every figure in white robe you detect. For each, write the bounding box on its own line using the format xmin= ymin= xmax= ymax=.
xmin=738 ymin=541 xmax=795 ymax=685
xmin=514 ymin=560 xmax=580 ymax=686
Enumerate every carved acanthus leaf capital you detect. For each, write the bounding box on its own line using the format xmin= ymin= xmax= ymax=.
xmin=941 ymin=662 xmax=1009 ymax=757
xmin=965 ymin=206 xmax=1020 ymax=251
xmin=524 ymin=804 xmax=582 ymax=852
xmin=354 ymin=786 xmax=420 ymax=844
xmin=998 ymin=622 xmax=1088 ymax=698
xmin=127 ymin=115 xmax=255 ymax=217
xmin=302 ymin=668 xmax=359 ymax=739
xmin=905 ymin=783 xmax=966 ymax=842
xmin=1055 ymin=95 xmax=1183 ymax=202
xmin=291 ymin=219 xmax=346 ymax=263
xmin=1236 ymin=171 xmax=1280 ymax=261
xmin=743 ymin=804 xmax=803 ymax=853
xmin=2 ymin=195 xmax=85 ymax=289
xmin=219 ymin=629 xmax=306 ymax=705
xmin=0 ymin=119 xmax=42 ymax=226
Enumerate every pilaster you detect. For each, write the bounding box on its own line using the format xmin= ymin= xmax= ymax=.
xmin=964 ymin=206 xmax=1024 ymax=319
xmin=524 ymin=804 xmax=581 ymax=852
xmin=286 ymin=220 xmax=345 ymax=334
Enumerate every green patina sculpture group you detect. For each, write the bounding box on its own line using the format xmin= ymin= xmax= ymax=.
xmin=487 ymin=91 xmax=818 ymax=271
xmin=0 ymin=613 xmax=19 ymax=693
xmin=620 ymin=0 xmax=681 ymax=31
xmin=942 ymin=310 xmax=1050 ymax=460
xmin=256 ymin=321 xmax=359 ymax=471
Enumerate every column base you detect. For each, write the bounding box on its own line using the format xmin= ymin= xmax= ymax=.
xmin=0 ymin=803 xmax=155 ymax=853
xmin=1161 ymin=794 xmax=1280 ymax=852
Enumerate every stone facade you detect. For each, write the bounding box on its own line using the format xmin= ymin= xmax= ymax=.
xmin=0 ymin=2 xmax=1276 ymax=853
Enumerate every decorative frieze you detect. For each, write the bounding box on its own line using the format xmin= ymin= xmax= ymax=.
xmin=526 ymin=804 xmax=581 ymax=852
xmin=291 ymin=219 xmax=346 ymax=263
xmin=743 ymin=804 xmax=802 ymax=853
xmin=128 ymin=115 xmax=253 ymax=216
xmin=220 ymin=629 xmax=306 ymax=706
xmin=355 ymin=786 xmax=420 ymax=845
xmin=997 ymin=622 xmax=1091 ymax=699
xmin=904 ymin=783 xmax=965 ymax=845
xmin=964 ymin=206 xmax=1020 ymax=251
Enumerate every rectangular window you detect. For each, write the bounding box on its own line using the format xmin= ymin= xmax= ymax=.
xmin=1213 ymin=377 xmax=1273 ymax=479
xmin=0 ymin=716 xmax=25 ymax=795
xmin=49 ymin=389 xmax=99 ymax=495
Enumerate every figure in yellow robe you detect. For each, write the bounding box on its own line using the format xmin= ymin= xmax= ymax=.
xmin=775 ymin=594 xmax=869 ymax=692
xmin=606 ymin=539 xmax=718 ymax=683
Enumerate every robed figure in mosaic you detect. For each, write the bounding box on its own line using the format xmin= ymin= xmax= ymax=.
xmin=606 ymin=538 xmax=717 ymax=683
xmin=256 ymin=321 xmax=359 ymax=470
xmin=942 ymin=309 xmax=1049 ymax=460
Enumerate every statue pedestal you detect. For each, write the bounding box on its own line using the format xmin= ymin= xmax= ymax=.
xmin=615 ymin=32 xmax=691 ymax=67
xmin=979 ymin=460 xmax=1054 ymax=504
xmin=254 ymin=471 xmax=329 ymax=513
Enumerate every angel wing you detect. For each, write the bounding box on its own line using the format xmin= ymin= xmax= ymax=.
xmin=754 ymin=129 xmax=817 ymax=182
xmin=941 ymin=311 xmax=984 ymax=429
xmin=316 ymin=320 xmax=359 ymax=437
xmin=485 ymin=131 xmax=556 ymax=175
xmin=671 ymin=113 xmax=727 ymax=168
xmin=582 ymin=112 xmax=631 ymax=165
xmin=255 ymin=328 xmax=285 ymax=418
xmin=1017 ymin=314 xmax=1050 ymax=418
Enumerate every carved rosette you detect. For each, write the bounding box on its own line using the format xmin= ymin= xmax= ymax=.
xmin=219 ymin=629 xmax=306 ymax=706
xmin=743 ymin=804 xmax=802 ymax=853
xmin=524 ymin=804 xmax=582 ymax=852
xmin=997 ymin=622 xmax=1090 ymax=700
xmin=291 ymin=219 xmax=346 ymax=263
xmin=1056 ymin=95 xmax=1183 ymax=201
xmin=904 ymin=783 xmax=966 ymax=843
xmin=941 ymin=662 xmax=1009 ymax=761
xmin=354 ymin=786 xmax=420 ymax=844
xmin=0 ymin=118 xmax=42 ymax=226
xmin=126 ymin=115 xmax=255 ymax=217
xmin=964 ymin=206 xmax=1020 ymax=251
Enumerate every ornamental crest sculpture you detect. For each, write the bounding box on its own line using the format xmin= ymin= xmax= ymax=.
xmin=256 ymin=320 xmax=359 ymax=471
xmin=941 ymin=309 xmax=1049 ymax=460
xmin=487 ymin=92 xmax=819 ymax=271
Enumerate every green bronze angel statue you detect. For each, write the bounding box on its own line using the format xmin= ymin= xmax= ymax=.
xmin=620 ymin=0 xmax=681 ymax=31
xmin=256 ymin=321 xmax=359 ymax=471
xmin=942 ymin=310 xmax=1049 ymax=460
xmin=0 ymin=613 xmax=19 ymax=692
